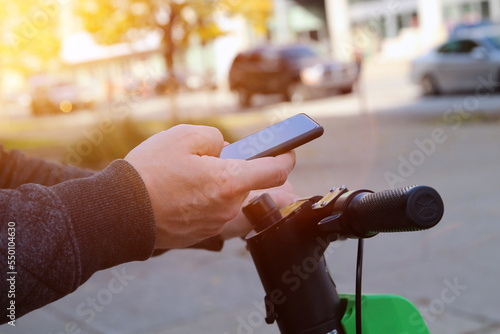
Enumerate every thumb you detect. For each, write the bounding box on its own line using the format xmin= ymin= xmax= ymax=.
xmin=229 ymin=151 xmax=296 ymax=192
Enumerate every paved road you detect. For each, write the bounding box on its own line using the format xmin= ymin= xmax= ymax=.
xmin=2 ymin=60 xmax=500 ymax=334
xmin=3 ymin=112 xmax=499 ymax=334
xmin=125 ymin=58 xmax=500 ymax=121
xmin=4 ymin=59 xmax=500 ymax=130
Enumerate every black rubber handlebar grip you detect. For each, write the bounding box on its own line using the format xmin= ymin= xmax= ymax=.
xmin=347 ymin=185 xmax=444 ymax=235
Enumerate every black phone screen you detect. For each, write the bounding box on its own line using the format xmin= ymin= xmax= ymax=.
xmin=220 ymin=113 xmax=323 ymax=160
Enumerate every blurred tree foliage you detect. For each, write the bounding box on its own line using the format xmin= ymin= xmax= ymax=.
xmin=73 ymin=117 xmax=238 ymax=170
xmin=76 ymin=0 xmax=273 ymax=76
xmin=0 ymin=1 xmax=61 ymax=75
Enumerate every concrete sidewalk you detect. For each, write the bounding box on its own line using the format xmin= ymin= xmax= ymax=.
xmin=2 ymin=110 xmax=499 ymax=334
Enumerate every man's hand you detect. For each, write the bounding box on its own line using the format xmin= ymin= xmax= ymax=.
xmin=125 ymin=124 xmax=296 ymax=249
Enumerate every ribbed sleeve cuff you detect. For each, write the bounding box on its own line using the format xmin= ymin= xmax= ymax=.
xmin=51 ymin=159 xmax=156 ymax=281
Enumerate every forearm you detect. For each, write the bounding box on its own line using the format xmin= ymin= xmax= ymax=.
xmin=0 ymin=160 xmax=156 ymax=323
xmin=0 ymin=144 xmax=95 ymax=189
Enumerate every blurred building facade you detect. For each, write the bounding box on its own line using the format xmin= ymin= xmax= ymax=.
xmin=273 ymin=0 xmax=500 ymax=60
xmin=4 ymin=0 xmax=499 ymax=109
xmin=328 ymin=0 xmax=500 ymax=60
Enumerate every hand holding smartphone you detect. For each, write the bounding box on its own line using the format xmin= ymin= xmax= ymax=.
xmin=220 ymin=113 xmax=323 ymax=160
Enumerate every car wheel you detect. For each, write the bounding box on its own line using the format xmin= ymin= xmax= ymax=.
xmin=421 ymin=75 xmax=440 ymax=96
xmin=237 ymin=87 xmax=252 ymax=107
xmin=339 ymin=85 xmax=353 ymax=94
xmin=284 ymin=82 xmax=308 ymax=103
xmin=51 ymin=104 xmax=60 ymax=115
xmin=31 ymin=106 xmax=40 ymax=117
xmin=495 ymin=69 xmax=500 ymax=92
xmin=31 ymin=102 xmax=46 ymax=117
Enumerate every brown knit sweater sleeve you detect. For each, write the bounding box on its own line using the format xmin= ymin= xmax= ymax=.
xmin=0 ymin=146 xmax=156 ymax=324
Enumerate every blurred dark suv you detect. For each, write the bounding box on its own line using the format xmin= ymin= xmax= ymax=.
xmin=228 ymin=44 xmax=357 ymax=107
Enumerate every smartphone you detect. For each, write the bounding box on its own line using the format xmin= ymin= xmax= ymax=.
xmin=220 ymin=113 xmax=323 ymax=160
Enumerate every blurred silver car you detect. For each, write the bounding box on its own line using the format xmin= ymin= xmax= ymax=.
xmin=411 ymin=25 xmax=500 ymax=95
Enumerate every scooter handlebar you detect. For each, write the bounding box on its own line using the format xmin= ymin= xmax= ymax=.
xmin=346 ymin=185 xmax=444 ymax=236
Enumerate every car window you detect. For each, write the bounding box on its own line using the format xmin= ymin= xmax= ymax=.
xmin=258 ymin=50 xmax=282 ymax=69
xmin=437 ymin=40 xmax=479 ymax=53
xmin=437 ymin=41 xmax=460 ymax=53
xmin=280 ymin=46 xmax=317 ymax=61
xmin=260 ymin=50 xmax=280 ymax=63
xmin=458 ymin=40 xmax=480 ymax=52
xmin=485 ymin=36 xmax=500 ymax=49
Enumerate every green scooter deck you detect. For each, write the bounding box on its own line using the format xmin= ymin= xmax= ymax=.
xmin=340 ymin=294 xmax=430 ymax=334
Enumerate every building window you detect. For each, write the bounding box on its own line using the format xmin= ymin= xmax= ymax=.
xmin=397 ymin=14 xmax=404 ymax=32
xmin=480 ymin=1 xmax=490 ymax=19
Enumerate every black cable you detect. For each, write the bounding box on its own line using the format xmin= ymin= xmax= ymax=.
xmin=356 ymin=238 xmax=364 ymax=334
